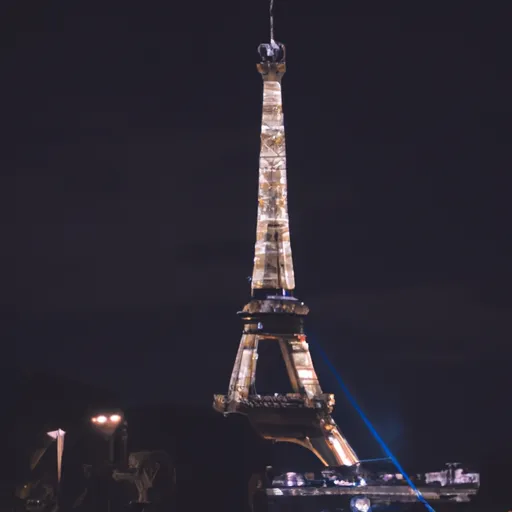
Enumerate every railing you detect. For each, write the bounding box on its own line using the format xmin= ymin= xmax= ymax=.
xmin=214 ymin=393 xmax=335 ymax=411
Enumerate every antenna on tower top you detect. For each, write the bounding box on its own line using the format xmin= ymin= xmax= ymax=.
xmin=258 ymin=0 xmax=285 ymax=64
xmin=270 ymin=0 xmax=275 ymax=42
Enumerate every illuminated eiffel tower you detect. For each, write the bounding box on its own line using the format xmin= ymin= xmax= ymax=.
xmin=213 ymin=2 xmax=359 ymax=468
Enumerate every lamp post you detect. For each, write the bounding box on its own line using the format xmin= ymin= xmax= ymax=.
xmin=90 ymin=411 xmax=127 ymax=512
xmin=91 ymin=414 xmax=123 ymax=463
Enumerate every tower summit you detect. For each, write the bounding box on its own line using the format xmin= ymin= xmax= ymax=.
xmin=214 ymin=2 xmax=359 ymax=468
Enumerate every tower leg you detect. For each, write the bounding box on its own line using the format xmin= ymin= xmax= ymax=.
xmin=278 ymin=335 xmax=323 ymax=398
xmin=226 ymin=334 xmax=259 ymax=411
xmin=214 ymin=300 xmax=359 ymax=467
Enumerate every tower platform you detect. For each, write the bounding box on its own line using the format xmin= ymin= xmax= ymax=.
xmin=252 ymin=468 xmax=479 ymax=512
xmin=260 ymin=486 xmax=478 ymax=512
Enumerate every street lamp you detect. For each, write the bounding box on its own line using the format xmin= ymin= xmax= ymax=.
xmin=91 ymin=413 xmax=123 ymax=435
xmin=90 ymin=411 xmax=128 ymax=512
xmin=90 ymin=411 xmax=128 ymax=464
xmin=90 ymin=411 xmax=126 ymax=460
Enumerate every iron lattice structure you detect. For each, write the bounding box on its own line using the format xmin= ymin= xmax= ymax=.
xmin=213 ymin=39 xmax=359 ymax=468
xmin=252 ymin=66 xmax=294 ymax=293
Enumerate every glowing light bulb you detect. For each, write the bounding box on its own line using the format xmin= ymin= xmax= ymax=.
xmin=351 ymin=497 xmax=371 ymax=512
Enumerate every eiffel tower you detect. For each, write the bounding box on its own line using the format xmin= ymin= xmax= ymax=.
xmin=213 ymin=3 xmax=359 ymax=468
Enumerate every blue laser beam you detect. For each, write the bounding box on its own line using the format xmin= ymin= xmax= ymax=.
xmin=309 ymin=338 xmax=436 ymax=512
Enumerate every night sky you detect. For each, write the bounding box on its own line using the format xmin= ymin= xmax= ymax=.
xmin=9 ymin=1 xmax=511 ymax=466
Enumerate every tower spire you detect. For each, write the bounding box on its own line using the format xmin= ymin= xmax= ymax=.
xmin=270 ymin=0 xmax=275 ymax=42
xmin=253 ymin=5 xmax=293 ymax=298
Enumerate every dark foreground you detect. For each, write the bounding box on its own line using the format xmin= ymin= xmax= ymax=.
xmin=12 ymin=369 xmax=512 ymax=512
xmin=261 ymin=497 xmax=505 ymax=512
